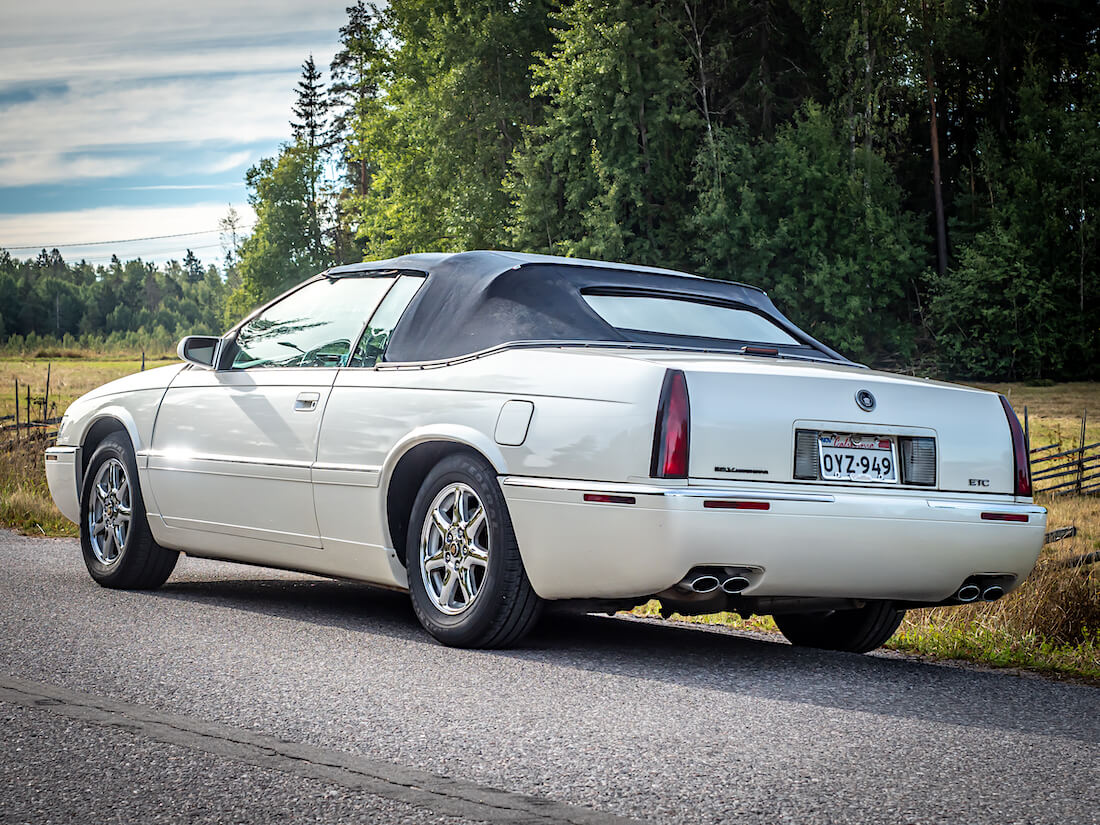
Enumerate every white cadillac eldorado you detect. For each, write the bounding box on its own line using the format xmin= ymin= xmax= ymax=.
xmin=45 ymin=251 xmax=1045 ymax=652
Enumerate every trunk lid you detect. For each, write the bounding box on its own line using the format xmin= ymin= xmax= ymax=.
xmin=628 ymin=352 xmax=1015 ymax=494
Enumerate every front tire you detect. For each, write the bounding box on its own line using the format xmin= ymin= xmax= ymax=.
xmin=406 ymin=453 xmax=541 ymax=648
xmin=773 ymin=601 xmax=905 ymax=653
xmin=80 ymin=433 xmax=178 ymax=589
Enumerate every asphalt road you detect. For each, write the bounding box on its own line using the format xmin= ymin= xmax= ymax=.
xmin=0 ymin=529 xmax=1096 ymax=825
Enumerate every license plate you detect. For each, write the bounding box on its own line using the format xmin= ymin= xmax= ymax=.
xmin=818 ymin=434 xmax=897 ymax=483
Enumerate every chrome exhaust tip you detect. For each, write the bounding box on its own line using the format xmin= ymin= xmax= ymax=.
xmin=721 ymin=576 xmax=751 ymax=594
xmin=689 ymin=575 xmax=721 ymax=594
xmin=982 ymin=585 xmax=1005 ymax=601
xmin=957 ymin=584 xmax=981 ymax=603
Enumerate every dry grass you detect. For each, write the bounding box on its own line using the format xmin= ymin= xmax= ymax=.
xmin=0 ymin=433 xmax=76 ymax=537
xmin=0 ymin=356 xmax=174 ymax=423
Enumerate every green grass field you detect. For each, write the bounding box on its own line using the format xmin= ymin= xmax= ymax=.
xmin=1 ymin=357 xmax=1097 ymax=679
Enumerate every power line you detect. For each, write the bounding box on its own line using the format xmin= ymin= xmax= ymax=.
xmin=2 ymin=223 xmax=255 ymax=252
xmin=75 ymin=241 xmax=229 ymax=265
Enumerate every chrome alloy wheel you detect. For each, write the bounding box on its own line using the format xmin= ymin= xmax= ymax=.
xmin=88 ymin=457 xmax=132 ymax=566
xmin=419 ymin=482 xmax=490 ymax=615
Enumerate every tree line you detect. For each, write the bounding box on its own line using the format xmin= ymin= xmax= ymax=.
xmin=4 ymin=0 xmax=1098 ymax=379
xmin=0 ymin=247 xmax=232 ymax=353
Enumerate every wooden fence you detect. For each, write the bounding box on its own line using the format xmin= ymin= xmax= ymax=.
xmin=3 ymin=366 xmax=62 ymax=448
xmin=1029 ymin=410 xmax=1100 ymax=496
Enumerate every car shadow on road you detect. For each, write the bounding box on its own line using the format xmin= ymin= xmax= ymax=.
xmin=151 ymin=571 xmax=1098 ymax=746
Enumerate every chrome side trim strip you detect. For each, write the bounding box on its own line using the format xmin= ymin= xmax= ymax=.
xmin=499 ymin=476 xmax=836 ymax=503
xmin=313 ymin=461 xmax=383 ymax=473
xmin=312 ymin=465 xmax=382 ymax=488
xmin=147 ymin=455 xmax=310 ymax=483
xmin=142 ymin=450 xmax=312 ymax=470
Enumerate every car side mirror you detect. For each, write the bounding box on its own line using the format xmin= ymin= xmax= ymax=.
xmin=177 ymin=335 xmax=221 ymax=369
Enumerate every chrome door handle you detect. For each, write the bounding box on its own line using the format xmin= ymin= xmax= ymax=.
xmin=294 ymin=392 xmax=320 ymax=411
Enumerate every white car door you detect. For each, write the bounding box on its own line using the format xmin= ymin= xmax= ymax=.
xmin=311 ymin=274 xmax=427 ymax=581
xmin=147 ymin=275 xmax=399 ymax=561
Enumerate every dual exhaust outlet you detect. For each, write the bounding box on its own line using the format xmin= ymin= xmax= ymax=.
xmin=684 ymin=571 xmax=753 ymax=595
xmin=955 ymin=576 xmax=1012 ymax=603
xmin=683 ymin=569 xmax=1012 ymax=603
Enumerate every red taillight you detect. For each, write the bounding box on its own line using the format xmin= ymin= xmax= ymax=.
xmin=999 ymin=395 xmax=1031 ymax=497
xmin=981 ymin=512 xmax=1028 ymax=522
xmin=651 ymin=370 xmax=690 ymax=478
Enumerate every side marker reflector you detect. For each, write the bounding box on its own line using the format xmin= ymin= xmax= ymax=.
xmin=583 ymin=494 xmax=636 ymax=505
xmin=981 ymin=512 xmax=1028 ymax=523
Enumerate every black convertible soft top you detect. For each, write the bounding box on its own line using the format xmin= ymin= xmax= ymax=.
xmin=324 ymin=250 xmax=849 ymax=364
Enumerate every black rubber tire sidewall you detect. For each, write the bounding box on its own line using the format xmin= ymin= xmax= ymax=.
xmin=79 ymin=432 xmax=176 ymax=589
xmin=406 ymin=453 xmax=539 ymax=648
xmin=774 ymin=601 xmax=905 ymax=654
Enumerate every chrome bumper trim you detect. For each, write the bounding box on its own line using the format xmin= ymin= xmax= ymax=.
xmin=927 ymin=499 xmax=1046 ymax=515
xmin=499 ymin=477 xmax=837 ymax=503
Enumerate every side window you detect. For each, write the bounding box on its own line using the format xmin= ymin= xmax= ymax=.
xmin=231 ymin=277 xmax=397 ymax=369
xmin=349 ymin=275 xmax=426 ymax=367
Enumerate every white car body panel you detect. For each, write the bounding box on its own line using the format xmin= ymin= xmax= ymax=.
xmin=46 ymin=252 xmax=1046 ymax=614
xmin=146 ymin=366 xmax=336 ymax=552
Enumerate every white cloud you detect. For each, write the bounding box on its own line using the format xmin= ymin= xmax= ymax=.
xmin=0 ymin=74 xmax=299 ymax=161
xmin=0 ymin=1 xmax=347 ymax=187
xmin=0 ymin=202 xmax=258 ymax=265
xmin=0 ymin=153 xmax=149 ymax=187
xmin=206 ymin=151 xmax=255 ymax=175
xmin=120 ymin=184 xmax=244 ymax=191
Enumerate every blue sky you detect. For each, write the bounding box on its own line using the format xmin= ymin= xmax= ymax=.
xmin=0 ymin=1 xmax=350 ymax=266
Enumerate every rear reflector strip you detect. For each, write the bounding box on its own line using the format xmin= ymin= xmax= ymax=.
xmin=703 ymin=500 xmax=770 ymax=510
xmin=981 ymin=512 xmax=1028 ymax=523
xmin=583 ymin=494 xmax=636 ymax=505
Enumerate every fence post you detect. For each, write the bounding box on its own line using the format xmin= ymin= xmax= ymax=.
xmin=25 ymin=385 xmax=30 ymax=436
xmin=13 ymin=378 xmax=18 ymax=441
xmin=43 ymin=362 xmax=51 ymax=430
xmin=1076 ymin=409 xmax=1088 ymax=495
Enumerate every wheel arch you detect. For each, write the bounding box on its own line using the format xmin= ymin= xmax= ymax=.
xmin=79 ymin=413 xmax=138 ymax=479
xmin=381 ymin=429 xmax=507 ymax=567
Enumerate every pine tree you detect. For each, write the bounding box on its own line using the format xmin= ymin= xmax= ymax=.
xmin=182 ymin=249 xmax=203 ymax=284
xmin=291 ymin=55 xmax=327 ymax=151
xmin=290 ymin=55 xmax=328 ymax=261
xmin=330 ymin=1 xmax=386 ymax=197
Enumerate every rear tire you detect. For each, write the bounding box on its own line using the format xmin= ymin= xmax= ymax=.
xmin=406 ymin=453 xmax=542 ymax=648
xmin=80 ymin=433 xmax=178 ymax=589
xmin=773 ymin=601 xmax=904 ymax=653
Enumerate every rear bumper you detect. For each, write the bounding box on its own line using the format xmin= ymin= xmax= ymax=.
xmin=44 ymin=446 xmax=81 ymax=524
xmin=499 ymin=477 xmax=1046 ymax=601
